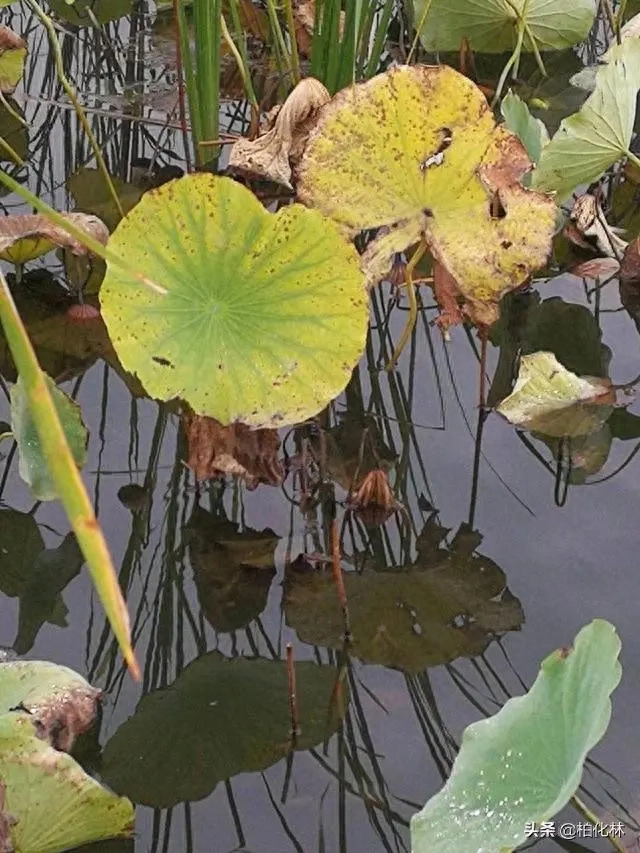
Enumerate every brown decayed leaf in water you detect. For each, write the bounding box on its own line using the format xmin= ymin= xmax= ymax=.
xmin=0 ymin=213 xmax=109 ymax=263
xmin=569 ymin=256 xmax=620 ymax=279
xmin=347 ymin=468 xmax=403 ymax=527
xmin=620 ymin=236 xmax=640 ymax=282
xmin=183 ymin=413 xmax=283 ymax=489
xmin=228 ymin=77 xmax=330 ymax=188
xmin=292 ymin=0 xmax=344 ymax=58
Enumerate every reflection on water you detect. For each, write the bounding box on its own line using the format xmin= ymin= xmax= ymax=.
xmin=1 ymin=6 xmax=640 ymax=852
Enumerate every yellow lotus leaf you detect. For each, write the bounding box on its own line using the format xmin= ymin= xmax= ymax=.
xmin=297 ymin=65 xmax=557 ymax=326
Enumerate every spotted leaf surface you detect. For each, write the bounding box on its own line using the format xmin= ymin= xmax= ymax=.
xmin=100 ymin=174 xmax=368 ymax=427
xmin=297 ymin=65 xmax=556 ymax=325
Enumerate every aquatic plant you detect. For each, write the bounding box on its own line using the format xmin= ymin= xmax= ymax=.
xmin=412 ymin=619 xmax=622 ymax=853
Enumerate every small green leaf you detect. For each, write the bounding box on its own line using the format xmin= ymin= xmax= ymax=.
xmin=0 ymin=27 xmax=26 ymax=94
xmin=0 ymin=714 xmax=134 ymax=853
xmin=501 ymin=90 xmax=549 ymax=166
xmin=533 ymin=39 xmax=640 ymax=202
xmin=411 ymin=619 xmax=622 ymax=853
xmin=413 ymin=0 xmax=596 ymax=53
xmin=100 ymin=174 xmax=368 ymax=427
xmin=11 ymin=373 xmax=88 ymax=500
xmin=496 ymin=351 xmax=616 ymax=438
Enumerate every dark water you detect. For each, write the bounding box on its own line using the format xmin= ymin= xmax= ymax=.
xmin=1 ymin=6 xmax=640 ymax=853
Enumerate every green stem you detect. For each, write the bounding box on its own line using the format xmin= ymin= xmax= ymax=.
xmin=24 ymin=0 xmax=124 ymax=220
xmin=283 ymin=0 xmax=301 ymax=84
xmin=0 ymin=136 xmax=23 ymax=166
xmin=222 ymin=10 xmax=259 ymax=110
xmin=193 ymin=0 xmax=220 ymax=160
xmin=174 ymin=0 xmax=201 ymax=162
xmin=491 ymin=22 xmax=525 ymax=106
xmin=571 ymin=795 xmax=626 ymax=853
xmin=266 ymin=0 xmax=294 ymax=84
xmin=387 ymin=241 xmax=427 ymax=372
xmin=0 ymin=168 xmax=167 ymax=296
xmin=0 ymin=90 xmax=27 ymax=128
xmin=0 ymin=267 xmax=139 ymax=679
xmin=407 ymin=0 xmax=433 ymax=65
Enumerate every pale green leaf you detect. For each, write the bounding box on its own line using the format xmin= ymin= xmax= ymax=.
xmin=100 ymin=173 xmax=368 ymax=428
xmin=496 ymin=351 xmax=616 ymax=438
xmin=413 ymin=0 xmax=596 ymax=54
xmin=10 ymin=373 xmax=88 ymax=500
xmin=501 ymin=90 xmax=549 ymax=165
xmin=0 ymin=714 xmax=134 ymax=853
xmin=411 ymin=619 xmax=622 ymax=853
xmin=533 ymin=39 xmax=640 ymax=202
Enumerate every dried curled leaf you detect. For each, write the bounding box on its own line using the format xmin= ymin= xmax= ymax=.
xmin=183 ymin=413 xmax=283 ymax=489
xmin=620 ymin=236 xmax=640 ymax=282
xmin=570 ymin=193 xmax=628 ymax=259
xmin=347 ymin=469 xmax=402 ymax=527
xmin=229 ymin=77 xmax=330 ymax=188
xmin=293 ymin=1 xmax=344 ymax=57
xmin=0 ymin=213 xmax=109 ymax=264
xmin=298 ymin=65 xmax=557 ymax=328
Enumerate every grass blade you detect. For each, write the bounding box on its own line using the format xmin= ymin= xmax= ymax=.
xmin=0 ymin=268 xmax=139 ymax=679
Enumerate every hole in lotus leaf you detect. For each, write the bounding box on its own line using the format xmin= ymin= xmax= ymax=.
xmin=489 ymin=192 xmax=507 ymax=220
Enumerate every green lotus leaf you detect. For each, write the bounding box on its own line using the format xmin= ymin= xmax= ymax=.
xmin=500 ymin=90 xmax=549 ymax=166
xmin=100 ymin=174 xmax=368 ymax=427
xmin=533 ymin=39 xmax=640 ymax=202
xmin=496 ymin=351 xmax=616 ymax=438
xmin=0 ymin=659 xmax=98 ymax=746
xmin=411 ymin=619 xmax=621 ymax=853
xmin=0 ymin=714 xmax=134 ymax=853
xmin=67 ymin=167 xmax=143 ymax=233
xmin=285 ymin=521 xmax=523 ymax=671
xmin=297 ymin=65 xmax=556 ymax=324
xmin=10 ymin=373 xmax=88 ymax=501
xmin=412 ymin=0 xmax=596 ymax=54
xmin=101 ymin=652 xmax=346 ymax=807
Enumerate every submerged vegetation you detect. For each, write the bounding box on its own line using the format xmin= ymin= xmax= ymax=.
xmin=1 ymin=0 xmax=640 ymax=850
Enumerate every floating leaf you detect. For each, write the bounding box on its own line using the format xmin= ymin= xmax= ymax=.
xmin=297 ymin=65 xmax=556 ymax=327
xmin=0 ymin=27 xmax=26 ymax=94
xmin=183 ymin=414 xmax=283 ymax=488
xmin=101 ymin=652 xmax=345 ymax=807
xmin=0 ymin=658 xmax=98 ymax=749
xmin=0 ymin=213 xmax=109 ymax=264
xmin=185 ymin=507 xmax=277 ymax=633
xmin=11 ymin=373 xmax=88 ymax=500
xmin=412 ymin=0 xmax=596 ymax=53
xmin=0 ymin=714 xmax=134 ymax=853
xmin=411 ymin=619 xmax=621 ymax=853
xmin=500 ymin=90 xmax=549 ymax=166
xmin=285 ymin=521 xmax=523 ymax=671
xmin=533 ymin=39 xmax=640 ymax=202
xmin=100 ymin=174 xmax=368 ymax=427
xmin=0 ymin=509 xmax=44 ymax=599
xmin=496 ymin=351 xmax=616 ymax=438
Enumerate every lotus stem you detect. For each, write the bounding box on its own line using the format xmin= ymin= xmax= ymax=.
xmin=0 ymin=169 xmax=168 ymax=297
xmin=492 ymin=21 xmax=525 ymax=106
xmin=386 ymin=240 xmax=427 ymax=372
xmin=571 ymin=795 xmax=626 ymax=853
xmin=24 ymin=0 xmax=125 ymax=221
xmin=286 ymin=642 xmax=300 ymax=741
xmin=282 ymin=0 xmax=301 ymax=84
xmin=407 ymin=0 xmax=433 ymax=64
xmin=0 ymin=267 xmax=139 ymax=679
xmin=0 ymin=135 xmax=23 ymax=167
xmin=0 ymin=90 xmax=27 ymax=128
xmin=221 ymin=12 xmax=259 ymax=111
xmin=265 ymin=0 xmax=295 ymax=84
xmin=331 ymin=518 xmax=351 ymax=642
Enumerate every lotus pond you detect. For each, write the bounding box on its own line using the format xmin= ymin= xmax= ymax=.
xmin=1 ymin=1 xmax=640 ymax=852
